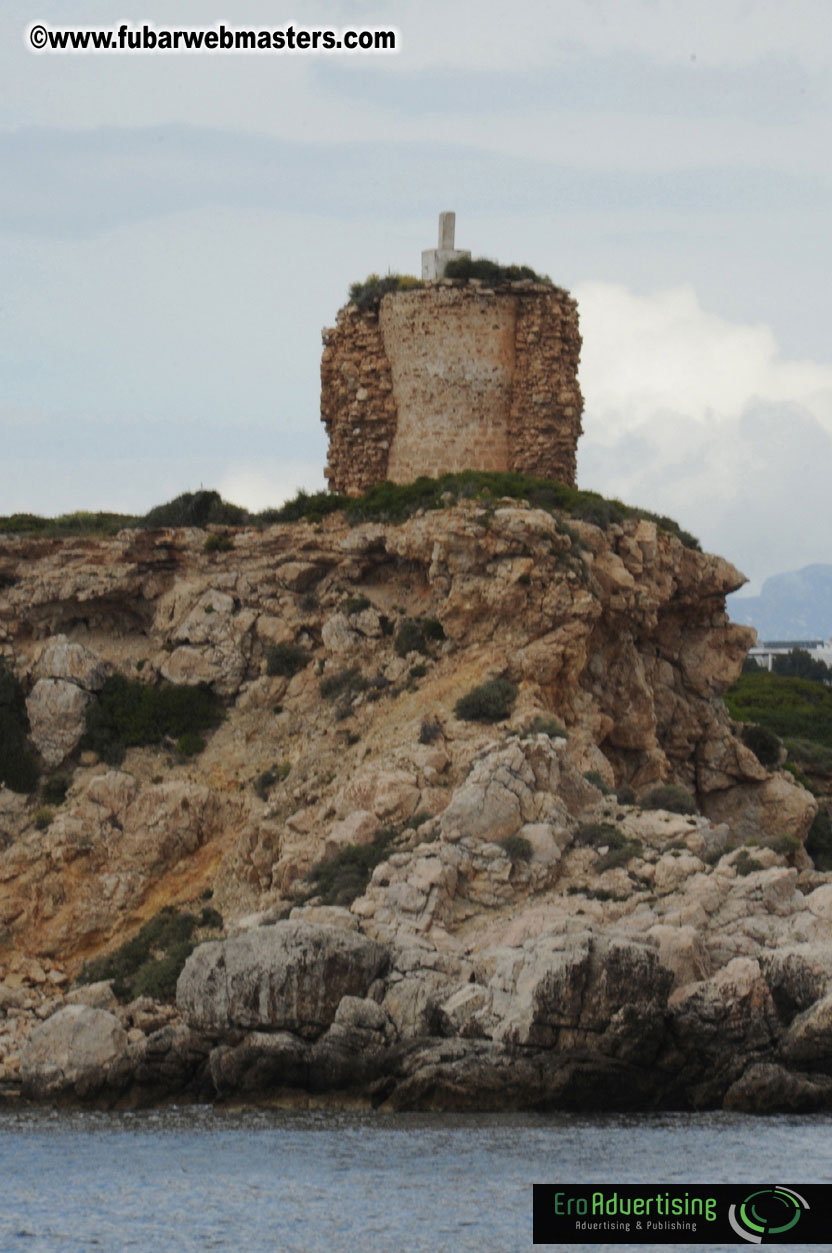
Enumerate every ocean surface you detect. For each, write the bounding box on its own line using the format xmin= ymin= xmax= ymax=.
xmin=0 ymin=1106 xmax=830 ymax=1252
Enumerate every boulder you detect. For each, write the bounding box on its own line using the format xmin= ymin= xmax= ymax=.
xmin=25 ymin=678 xmax=92 ymax=768
xmin=724 ymin=1062 xmax=832 ymax=1113
xmin=35 ymin=635 xmax=110 ymax=690
xmin=21 ymin=1005 xmax=129 ymax=1099
xmin=702 ymin=773 xmax=817 ymax=845
xmin=759 ymin=944 xmax=832 ymax=1024
xmin=177 ymin=922 xmax=389 ymax=1038
xmin=668 ymin=958 xmax=780 ymax=1077
xmin=780 ymin=992 xmax=832 ymax=1066
xmin=490 ymin=931 xmax=671 ymax=1063
xmin=65 ymin=981 xmax=119 ymax=1012
xmin=439 ymin=738 xmax=578 ymax=845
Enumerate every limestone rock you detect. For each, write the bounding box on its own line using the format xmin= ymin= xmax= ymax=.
xmin=35 ymin=635 xmax=110 ymax=690
xmin=760 ymin=944 xmax=832 ymax=1024
xmin=702 ymin=773 xmax=817 ymax=845
xmin=336 ymin=767 xmax=420 ymax=824
xmin=439 ymin=736 xmax=580 ymax=845
xmin=177 ymin=922 xmax=389 ymax=1038
xmin=26 ymin=678 xmax=92 ymax=767
xmin=21 ymin=1005 xmax=129 ymax=1099
xmin=780 ymin=992 xmax=832 ymax=1065
xmin=669 ymin=957 xmax=780 ymax=1071
xmin=65 ymin=981 xmax=119 ymax=1012
xmin=489 ymin=931 xmax=671 ymax=1062
xmin=724 ymin=1062 xmax=832 ymax=1113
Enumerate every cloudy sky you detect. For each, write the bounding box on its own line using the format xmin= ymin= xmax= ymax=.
xmin=3 ymin=0 xmax=831 ymax=596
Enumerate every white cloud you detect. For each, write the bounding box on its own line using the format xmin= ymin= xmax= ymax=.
xmin=575 ymin=281 xmax=832 ymax=589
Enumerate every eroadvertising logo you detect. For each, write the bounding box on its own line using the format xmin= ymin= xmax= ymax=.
xmin=728 ymin=1187 xmax=809 ymax=1244
xmin=533 ymin=1183 xmax=828 ymax=1245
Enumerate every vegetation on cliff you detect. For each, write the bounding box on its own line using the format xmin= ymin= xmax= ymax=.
xmin=725 ymin=672 xmax=832 ymax=748
xmin=78 ymin=904 xmax=223 ymax=1002
xmin=0 ymin=659 xmax=39 ymax=793
xmin=0 ymin=474 xmax=702 ymax=550
xmin=725 ymin=664 xmax=832 ymax=872
xmin=81 ymin=675 xmax=224 ymax=766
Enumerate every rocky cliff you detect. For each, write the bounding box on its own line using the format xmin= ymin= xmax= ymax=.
xmin=1 ymin=501 xmax=826 ymax=1112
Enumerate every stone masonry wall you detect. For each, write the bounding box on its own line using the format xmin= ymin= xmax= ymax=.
xmin=320 ymin=311 xmax=397 ymax=497
xmin=508 ymin=287 xmax=583 ymax=484
xmin=321 ymin=282 xmax=583 ymax=494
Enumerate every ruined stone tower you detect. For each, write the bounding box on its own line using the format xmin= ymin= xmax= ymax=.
xmin=321 ymin=214 xmax=583 ymax=495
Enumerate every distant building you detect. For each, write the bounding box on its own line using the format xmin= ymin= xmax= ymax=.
xmin=748 ymin=638 xmax=832 ymax=671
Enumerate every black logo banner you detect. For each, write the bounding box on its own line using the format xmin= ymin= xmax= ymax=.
xmin=533 ymin=1183 xmax=831 ymax=1244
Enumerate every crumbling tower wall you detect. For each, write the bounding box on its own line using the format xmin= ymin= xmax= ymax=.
xmin=321 ymin=281 xmax=583 ymax=496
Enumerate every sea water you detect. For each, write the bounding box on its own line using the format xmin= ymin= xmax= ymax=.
xmin=0 ymin=1107 xmax=830 ymax=1252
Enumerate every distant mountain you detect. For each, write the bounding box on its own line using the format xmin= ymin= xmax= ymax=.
xmin=728 ymin=564 xmax=832 ymax=641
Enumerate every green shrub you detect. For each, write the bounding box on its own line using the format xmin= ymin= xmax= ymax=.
xmin=77 ymin=905 xmax=223 ymax=1003
xmin=82 ymin=674 xmax=222 ymax=765
xmin=725 ymin=673 xmax=832 ymax=747
xmin=454 ymin=677 xmax=517 ymax=723
xmin=573 ymin=821 xmax=642 ymax=869
xmin=409 ymin=663 xmax=428 ymax=680
xmin=395 ymin=619 xmax=427 ymax=657
xmin=141 ymin=490 xmax=247 ymax=529
xmin=574 ymin=822 xmax=622 ymax=848
xmin=33 ymin=806 xmax=54 ymax=831
xmin=394 ymin=616 xmax=445 ymax=658
xmin=0 ymin=511 xmax=133 ymax=538
xmin=615 ymin=784 xmax=637 ymax=805
xmin=203 ymin=532 xmax=233 ymax=553
xmin=42 ymin=774 xmax=70 ymax=805
xmin=265 ymin=642 xmax=309 ymax=678
xmin=348 ymin=272 xmax=424 ymax=312
xmin=319 ymin=667 xmax=368 ymax=701
xmin=740 ymin=723 xmax=782 ymax=769
xmin=523 ymin=714 xmax=568 ymax=739
xmin=641 ymin=784 xmax=698 ymax=815
xmin=443 ymin=256 xmax=552 ymax=285
xmin=806 ymin=807 xmax=832 ymax=872
xmin=204 ymin=528 xmax=234 ymax=553
xmin=783 ymin=738 xmax=832 ymax=775
xmin=419 ymin=717 xmax=443 ymax=745
xmin=783 ymin=761 xmax=813 ymax=791
xmin=175 ymin=732 xmax=205 ymax=757
xmin=306 ymin=826 xmax=399 ymax=906
xmin=498 ymin=834 xmax=533 ymax=863
xmin=0 ymin=658 xmax=39 ymax=794
xmin=254 ymin=762 xmax=290 ymax=799
xmin=774 ymin=833 xmax=801 ymax=859
xmin=403 ymin=810 xmax=431 ymax=832
xmin=345 ymin=595 xmax=371 ymax=615
xmin=593 ymin=838 xmax=643 ymax=872
xmin=733 ymin=849 xmax=764 ymax=877
xmin=583 ymin=770 xmax=612 ymax=795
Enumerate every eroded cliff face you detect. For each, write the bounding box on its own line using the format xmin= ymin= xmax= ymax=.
xmin=0 ymin=503 xmax=821 ymax=1110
